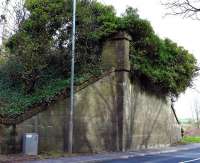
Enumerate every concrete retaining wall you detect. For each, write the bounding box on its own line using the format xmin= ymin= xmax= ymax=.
xmin=0 ymin=31 xmax=181 ymax=154
xmin=123 ymin=78 xmax=181 ymax=151
xmin=2 ymin=71 xmax=180 ymax=153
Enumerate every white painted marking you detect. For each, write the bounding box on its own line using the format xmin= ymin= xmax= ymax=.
xmin=120 ymin=155 xmax=129 ymax=159
xmin=181 ymin=152 xmax=200 ymax=156
xmin=180 ymin=157 xmax=200 ymax=163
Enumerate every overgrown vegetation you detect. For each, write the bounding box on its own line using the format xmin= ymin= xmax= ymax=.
xmin=0 ymin=0 xmax=198 ymax=117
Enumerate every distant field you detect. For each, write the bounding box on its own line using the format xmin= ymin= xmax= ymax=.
xmin=179 ymin=118 xmax=193 ymax=124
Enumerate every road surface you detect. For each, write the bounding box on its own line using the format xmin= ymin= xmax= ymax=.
xmin=100 ymin=147 xmax=200 ymax=163
xmin=23 ymin=144 xmax=200 ymax=163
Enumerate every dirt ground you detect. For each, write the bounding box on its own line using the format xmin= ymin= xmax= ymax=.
xmin=0 ymin=152 xmax=80 ymax=163
xmin=0 ymin=154 xmax=37 ymax=163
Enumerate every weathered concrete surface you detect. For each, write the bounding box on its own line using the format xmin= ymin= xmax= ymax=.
xmin=102 ymin=31 xmax=131 ymax=71
xmin=15 ymin=72 xmax=120 ymax=153
xmin=0 ymin=32 xmax=181 ymax=154
xmin=123 ymin=78 xmax=181 ymax=151
xmin=11 ymin=71 xmax=181 ymax=153
xmin=0 ymin=125 xmax=16 ymax=154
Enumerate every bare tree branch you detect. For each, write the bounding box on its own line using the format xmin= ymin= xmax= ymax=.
xmin=191 ymin=98 xmax=200 ymax=128
xmin=0 ymin=0 xmax=28 ymax=42
xmin=162 ymin=0 xmax=200 ymax=19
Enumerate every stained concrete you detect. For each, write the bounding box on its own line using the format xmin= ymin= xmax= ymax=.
xmin=10 ymin=71 xmax=181 ymax=154
xmin=0 ymin=31 xmax=181 ymax=154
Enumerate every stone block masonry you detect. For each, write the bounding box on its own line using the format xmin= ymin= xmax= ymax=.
xmin=0 ymin=31 xmax=181 ymax=154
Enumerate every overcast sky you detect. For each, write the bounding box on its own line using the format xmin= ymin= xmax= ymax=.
xmin=98 ymin=0 xmax=200 ymax=119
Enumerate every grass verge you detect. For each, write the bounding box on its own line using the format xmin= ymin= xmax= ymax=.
xmin=181 ymin=136 xmax=200 ymax=143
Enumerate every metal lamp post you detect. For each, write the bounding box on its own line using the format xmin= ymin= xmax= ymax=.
xmin=68 ymin=0 xmax=77 ymax=154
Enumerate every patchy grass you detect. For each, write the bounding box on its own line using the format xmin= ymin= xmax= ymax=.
xmin=171 ymin=140 xmax=187 ymax=146
xmin=182 ymin=136 xmax=200 ymax=143
xmin=0 ymin=154 xmax=37 ymax=162
xmin=38 ymin=151 xmax=80 ymax=159
xmin=172 ymin=136 xmax=200 ymax=146
xmin=0 ymin=151 xmax=92 ymax=162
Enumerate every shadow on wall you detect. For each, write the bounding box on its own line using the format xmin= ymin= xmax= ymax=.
xmin=0 ymin=125 xmax=16 ymax=154
xmin=73 ymin=74 xmax=119 ymax=153
xmin=124 ymin=82 xmax=177 ymax=150
xmin=124 ymin=85 xmax=138 ymax=150
xmin=140 ymin=102 xmax=163 ymax=148
xmin=0 ymin=72 xmax=180 ymax=154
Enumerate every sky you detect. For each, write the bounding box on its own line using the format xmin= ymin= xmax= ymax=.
xmin=98 ymin=0 xmax=200 ymax=119
xmin=1 ymin=0 xmax=200 ymax=119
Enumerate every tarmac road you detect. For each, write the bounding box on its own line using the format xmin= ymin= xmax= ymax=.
xmin=100 ymin=147 xmax=200 ymax=163
xmin=23 ymin=144 xmax=200 ymax=163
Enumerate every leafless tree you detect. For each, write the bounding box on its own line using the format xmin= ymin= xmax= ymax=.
xmin=162 ymin=0 xmax=200 ymax=19
xmin=0 ymin=0 xmax=27 ymax=42
xmin=191 ymin=98 xmax=200 ymax=128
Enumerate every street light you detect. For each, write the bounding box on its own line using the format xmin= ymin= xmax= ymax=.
xmin=68 ymin=0 xmax=76 ymax=154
